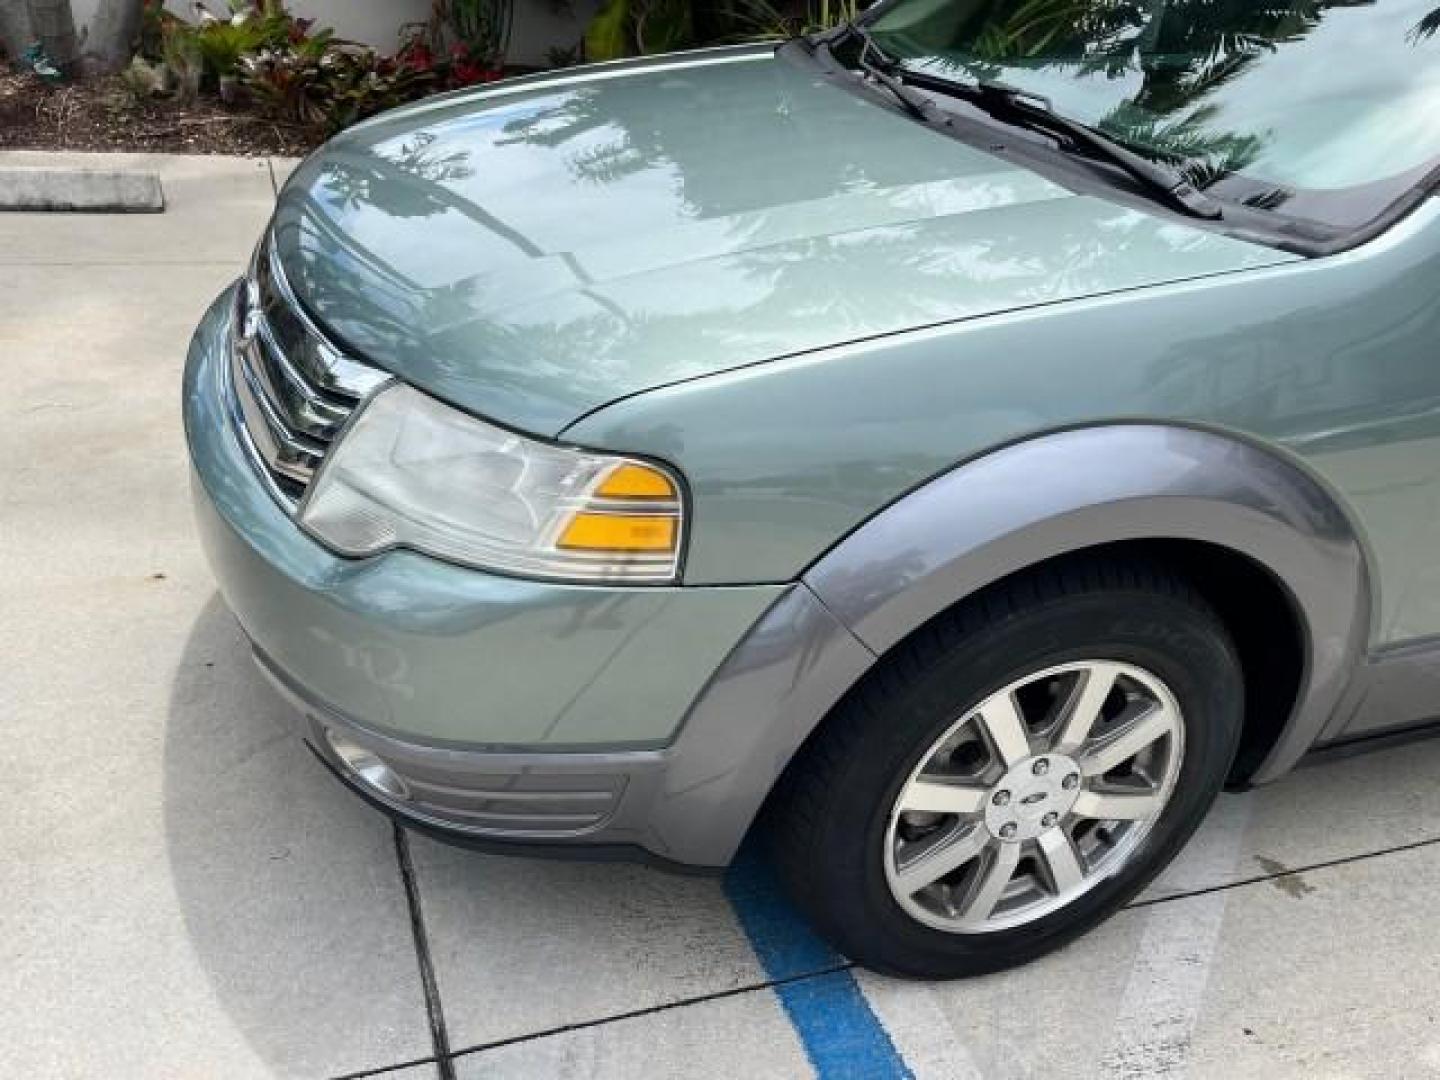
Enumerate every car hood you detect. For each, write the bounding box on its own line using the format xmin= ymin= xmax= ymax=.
xmin=272 ymin=46 xmax=1294 ymax=436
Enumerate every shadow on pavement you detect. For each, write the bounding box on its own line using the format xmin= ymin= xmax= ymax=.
xmin=163 ymin=595 xmax=432 ymax=1078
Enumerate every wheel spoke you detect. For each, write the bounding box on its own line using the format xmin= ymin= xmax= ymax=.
xmin=1036 ymin=829 xmax=1086 ymax=895
xmin=1071 ymin=789 xmax=1162 ymax=821
xmin=957 ymin=841 xmax=1021 ymax=923
xmin=978 ymin=691 xmax=1031 ymax=768
xmin=1079 ymin=702 xmax=1174 ymax=777
xmin=1053 ymin=663 xmax=1120 ymax=752
xmin=899 ymin=780 xmax=988 ymax=816
xmin=893 ymin=825 xmax=990 ymax=895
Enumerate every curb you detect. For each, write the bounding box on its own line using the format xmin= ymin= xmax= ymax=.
xmin=0 ymin=167 xmax=164 ymax=212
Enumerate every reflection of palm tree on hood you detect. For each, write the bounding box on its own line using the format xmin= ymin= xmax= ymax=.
xmin=490 ymin=71 xmax=917 ymax=221
xmin=268 ymin=47 xmax=1290 ymax=434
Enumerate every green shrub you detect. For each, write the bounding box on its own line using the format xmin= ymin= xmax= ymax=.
xmin=437 ymin=0 xmax=514 ymax=66
xmin=241 ymin=44 xmax=437 ymax=134
xmin=193 ymin=19 xmax=269 ymax=79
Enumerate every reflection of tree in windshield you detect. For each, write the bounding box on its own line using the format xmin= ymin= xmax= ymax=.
xmin=1410 ymin=4 xmax=1440 ymax=39
xmin=1095 ymin=101 xmax=1263 ymax=186
xmin=954 ymin=0 xmax=1356 ymax=97
xmin=899 ymin=0 xmax=1380 ymax=189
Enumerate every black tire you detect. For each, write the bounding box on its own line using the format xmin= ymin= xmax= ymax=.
xmin=768 ymin=559 xmax=1244 ymax=979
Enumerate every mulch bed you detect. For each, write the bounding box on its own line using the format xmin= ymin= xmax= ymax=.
xmin=0 ymin=71 xmax=322 ymax=156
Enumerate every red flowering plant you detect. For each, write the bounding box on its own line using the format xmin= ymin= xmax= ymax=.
xmin=445 ymin=42 xmax=504 ymax=87
xmin=393 ymin=27 xmax=437 ymax=75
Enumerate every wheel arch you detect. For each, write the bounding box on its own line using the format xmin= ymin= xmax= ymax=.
xmin=647 ymin=424 xmax=1372 ymax=867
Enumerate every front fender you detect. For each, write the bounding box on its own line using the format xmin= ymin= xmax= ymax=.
xmin=653 ymin=424 xmax=1370 ymax=866
xmin=806 ymin=424 xmax=1371 ymax=778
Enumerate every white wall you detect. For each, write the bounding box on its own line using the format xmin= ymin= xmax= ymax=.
xmin=276 ymin=0 xmax=433 ymax=50
xmin=68 ymin=0 xmax=595 ymax=67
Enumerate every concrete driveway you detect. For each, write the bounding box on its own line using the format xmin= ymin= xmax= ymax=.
xmin=4 ymin=151 xmax=1440 ymax=1080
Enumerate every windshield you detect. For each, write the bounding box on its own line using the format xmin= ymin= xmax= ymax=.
xmin=862 ymin=0 xmax=1440 ymax=230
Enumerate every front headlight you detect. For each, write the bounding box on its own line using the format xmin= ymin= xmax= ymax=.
xmin=300 ymin=383 xmax=685 ymax=583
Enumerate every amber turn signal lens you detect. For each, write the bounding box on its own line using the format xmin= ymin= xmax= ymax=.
xmin=557 ymin=513 xmax=677 ymax=553
xmin=594 ymin=462 xmax=678 ymax=500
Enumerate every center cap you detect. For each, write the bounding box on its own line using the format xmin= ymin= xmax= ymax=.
xmin=985 ymin=754 xmax=1081 ymax=842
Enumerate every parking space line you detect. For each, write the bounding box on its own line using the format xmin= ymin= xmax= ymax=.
xmin=855 ymin=976 xmax=985 ymax=1080
xmin=1096 ymin=795 xmax=1253 ymax=1078
xmin=724 ymin=843 xmax=913 ymax=1079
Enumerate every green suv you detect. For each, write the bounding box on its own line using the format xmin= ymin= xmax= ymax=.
xmin=184 ymin=0 xmax=1440 ymax=977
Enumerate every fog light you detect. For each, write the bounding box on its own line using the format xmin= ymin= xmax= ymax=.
xmin=324 ymin=728 xmax=411 ymax=801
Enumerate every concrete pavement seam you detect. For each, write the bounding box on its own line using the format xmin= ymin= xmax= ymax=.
xmin=431 ymin=832 xmax=1438 ymax=1067
xmin=1130 ymin=829 xmax=1440 ymax=910
xmin=443 ymin=961 xmax=854 ymax=1065
xmin=330 ymin=1053 xmax=442 ymax=1080
xmin=394 ymin=825 xmax=457 ymax=1080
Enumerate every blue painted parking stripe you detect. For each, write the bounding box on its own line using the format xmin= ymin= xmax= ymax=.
xmin=725 ymin=843 xmax=912 ymax=1079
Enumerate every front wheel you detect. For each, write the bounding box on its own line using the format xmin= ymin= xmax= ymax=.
xmin=770 ymin=561 xmax=1244 ymax=978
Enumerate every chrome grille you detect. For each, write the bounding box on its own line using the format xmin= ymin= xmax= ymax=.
xmin=227 ymin=238 xmax=388 ymax=508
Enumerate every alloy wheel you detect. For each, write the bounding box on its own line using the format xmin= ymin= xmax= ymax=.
xmin=882 ymin=660 xmax=1184 ymax=933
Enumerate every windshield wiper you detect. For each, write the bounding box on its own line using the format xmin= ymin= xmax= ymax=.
xmin=831 ymin=24 xmax=1222 ymax=221
xmin=846 ymin=29 xmax=951 ymax=127
xmin=958 ymin=80 xmax=1223 ymax=220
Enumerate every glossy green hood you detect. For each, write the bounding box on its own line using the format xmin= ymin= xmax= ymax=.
xmin=272 ymin=46 xmax=1291 ymax=436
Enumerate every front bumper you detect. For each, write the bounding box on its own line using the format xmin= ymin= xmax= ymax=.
xmin=183 ymin=285 xmax=814 ymax=865
xmin=259 ymin=648 xmax=684 ymax=861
